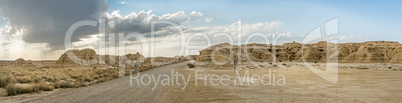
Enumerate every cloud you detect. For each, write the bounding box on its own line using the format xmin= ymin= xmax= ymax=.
xmin=137 ymin=21 xmax=294 ymax=56
xmin=120 ymin=1 xmax=126 ymax=4
xmin=0 ymin=0 xmax=295 ymax=58
xmin=71 ymin=19 xmax=294 ymax=56
xmin=105 ymin=10 xmax=203 ymax=37
xmin=189 ymin=11 xmax=203 ymax=21
xmin=0 ymin=0 xmax=205 ymax=50
xmin=339 ymin=35 xmax=367 ymax=43
xmin=205 ymin=17 xmax=213 ymax=22
xmin=0 ymin=0 xmax=108 ymax=50
xmin=70 ymin=10 xmax=205 ymax=51
xmin=185 ymin=21 xmax=285 ymax=36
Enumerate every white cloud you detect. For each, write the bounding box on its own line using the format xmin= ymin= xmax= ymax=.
xmin=0 ymin=5 xmax=296 ymax=58
xmin=339 ymin=35 xmax=367 ymax=43
xmin=189 ymin=11 xmax=203 ymax=21
xmin=147 ymin=21 xmax=293 ymax=56
xmin=0 ymin=28 xmax=58 ymax=60
xmin=120 ymin=1 xmax=126 ymax=4
xmin=205 ymin=17 xmax=213 ymax=22
xmin=104 ymin=10 xmax=203 ymax=35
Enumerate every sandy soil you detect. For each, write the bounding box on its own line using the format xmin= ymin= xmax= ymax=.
xmin=162 ymin=63 xmax=402 ymax=102
xmin=1 ymin=62 xmax=401 ymax=103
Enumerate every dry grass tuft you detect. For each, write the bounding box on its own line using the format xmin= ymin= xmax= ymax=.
xmin=57 ymin=81 xmax=76 ymax=88
xmin=0 ymin=76 xmax=14 ymax=87
xmin=0 ymin=67 xmax=120 ymax=96
xmin=37 ymin=82 xmax=54 ymax=91
xmin=6 ymin=84 xmax=39 ymax=96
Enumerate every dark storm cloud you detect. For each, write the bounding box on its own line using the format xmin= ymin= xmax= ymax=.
xmin=0 ymin=0 xmax=108 ymax=49
xmin=105 ymin=10 xmax=199 ymax=38
xmin=0 ymin=0 xmax=203 ymax=50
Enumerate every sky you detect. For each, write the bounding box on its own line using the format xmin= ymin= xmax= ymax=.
xmin=0 ymin=0 xmax=401 ymax=60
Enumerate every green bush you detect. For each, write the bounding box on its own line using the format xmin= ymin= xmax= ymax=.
xmin=0 ymin=77 xmax=12 ymax=87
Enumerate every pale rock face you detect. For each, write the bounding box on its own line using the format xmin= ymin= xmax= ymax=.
xmin=196 ymin=41 xmax=402 ymax=67
xmin=54 ymin=49 xmax=146 ymax=67
xmin=54 ymin=49 xmax=100 ymax=67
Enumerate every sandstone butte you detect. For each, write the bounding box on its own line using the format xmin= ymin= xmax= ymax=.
xmin=196 ymin=41 xmax=402 ymax=67
xmin=9 ymin=41 xmax=401 ymax=67
xmin=53 ymin=48 xmax=187 ymax=68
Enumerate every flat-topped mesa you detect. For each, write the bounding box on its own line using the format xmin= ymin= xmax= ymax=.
xmin=54 ymin=48 xmax=102 ymax=67
xmin=195 ymin=41 xmax=402 ymax=67
xmin=54 ymin=48 xmax=159 ymax=68
xmin=54 ymin=49 xmax=152 ymax=67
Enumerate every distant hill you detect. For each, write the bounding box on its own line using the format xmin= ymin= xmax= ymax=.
xmin=196 ymin=41 xmax=402 ymax=66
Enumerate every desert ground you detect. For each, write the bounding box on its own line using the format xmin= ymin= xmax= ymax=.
xmin=1 ymin=61 xmax=401 ymax=102
xmin=1 ymin=41 xmax=402 ymax=102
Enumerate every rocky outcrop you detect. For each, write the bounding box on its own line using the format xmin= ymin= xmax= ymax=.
xmin=196 ymin=41 xmax=402 ymax=66
xmin=54 ymin=48 xmax=101 ymax=67
xmin=8 ymin=58 xmax=36 ymax=67
xmin=53 ymin=49 xmax=178 ymax=67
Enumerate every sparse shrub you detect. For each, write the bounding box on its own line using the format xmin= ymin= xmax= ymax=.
xmin=16 ymin=76 xmax=32 ymax=83
xmin=98 ymin=78 xmax=106 ymax=83
xmin=95 ymin=80 xmax=102 ymax=84
xmin=84 ymin=76 xmax=93 ymax=82
xmin=58 ymin=81 xmax=75 ymax=88
xmin=79 ymin=82 xmax=89 ymax=87
xmin=71 ymin=74 xmax=81 ymax=79
xmin=356 ymin=66 xmax=369 ymax=69
xmin=6 ymin=84 xmax=19 ymax=96
xmin=6 ymin=84 xmax=39 ymax=96
xmin=33 ymin=77 xmax=43 ymax=83
xmin=1 ymin=64 xmax=122 ymax=95
xmin=0 ymin=76 xmax=12 ymax=87
xmin=112 ymin=74 xmax=119 ymax=79
xmin=187 ymin=63 xmax=195 ymax=68
xmin=91 ymin=74 xmax=100 ymax=79
xmin=38 ymin=82 xmax=54 ymax=91
xmin=43 ymin=76 xmax=55 ymax=82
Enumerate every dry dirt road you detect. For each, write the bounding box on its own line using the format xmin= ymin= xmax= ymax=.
xmin=16 ymin=61 xmax=190 ymax=103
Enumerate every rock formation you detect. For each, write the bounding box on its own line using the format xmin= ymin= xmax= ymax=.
xmin=196 ymin=41 xmax=402 ymax=67
xmin=54 ymin=48 xmax=103 ymax=67
xmin=54 ymin=49 xmax=153 ymax=67
xmin=8 ymin=58 xmax=36 ymax=67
